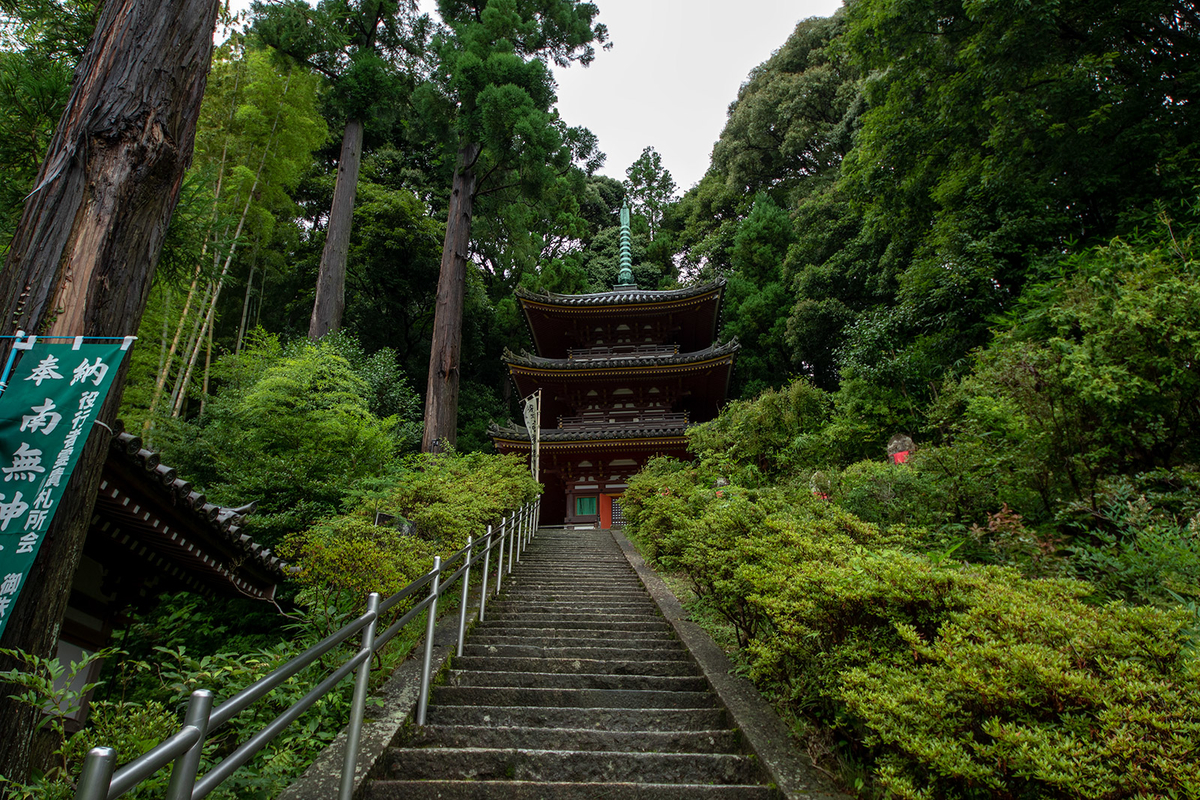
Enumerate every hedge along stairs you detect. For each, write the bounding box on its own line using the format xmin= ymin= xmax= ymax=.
xmin=363 ymin=529 xmax=782 ymax=798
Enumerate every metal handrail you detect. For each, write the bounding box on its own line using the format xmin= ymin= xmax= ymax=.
xmin=73 ymin=497 xmax=542 ymax=800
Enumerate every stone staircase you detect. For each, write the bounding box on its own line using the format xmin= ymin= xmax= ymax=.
xmin=363 ymin=528 xmax=779 ymax=798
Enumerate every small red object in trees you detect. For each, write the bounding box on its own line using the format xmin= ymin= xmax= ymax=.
xmin=892 ymin=450 xmax=910 ymax=465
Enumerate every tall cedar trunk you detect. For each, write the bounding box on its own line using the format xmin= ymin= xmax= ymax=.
xmin=422 ymin=142 xmax=481 ymax=452
xmin=308 ymin=117 xmax=364 ymax=340
xmin=0 ymin=0 xmax=218 ymax=784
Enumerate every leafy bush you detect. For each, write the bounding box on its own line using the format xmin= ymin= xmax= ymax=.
xmin=1068 ymin=487 xmax=1200 ymax=607
xmin=624 ymin=460 xmax=1200 ymax=799
xmin=152 ymin=333 xmax=416 ymax=546
xmin=280 ymin=449 xmax=539 ymax=622
xmin=377 ymin=450 xmax=541 ymax=551
xmin=685 ymin=379 xmax=831 ymax=483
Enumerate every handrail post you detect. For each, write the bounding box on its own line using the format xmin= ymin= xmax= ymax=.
xmin=339 ymin=592 xmax=379 ymax=800
xmin=416 ymin=556 xmax=441 ymax=725
xmin=495 ymin=517 xmax=505 ymax=593
xmin=506 ymin=512 xmax=515 ymax=574
xmin=457 ymin=536 xmax=473 ymax=657
xmin=164 ymin=689 xmax=214 ymax=800
xmin=479 ymin=525 xmax=491 ymax=622
xmin=514 ymin=507 xmax=522 ymax=563
xmin=73 ymin=747 xmax=115 ymax=800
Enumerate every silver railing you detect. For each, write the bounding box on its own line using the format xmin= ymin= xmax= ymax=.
xmin=73 ymin=497 xmax=541 ymax=800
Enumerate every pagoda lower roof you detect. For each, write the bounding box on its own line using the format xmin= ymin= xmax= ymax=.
xmin=490 ymin=424 xmax=689 ymax=454
xmin=490 ymin=422 xmax=689 ymax=443
xmin=503 ymin=339 xmax=739 ymax=371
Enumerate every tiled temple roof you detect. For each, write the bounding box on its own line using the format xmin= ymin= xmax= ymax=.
xmin=503 ymin=338 xmax=740 ymax=370
xmin=100 ymin=426 xmax=286 ymax=599
xmin=489 ymin=422 xmax=689 ymax=443
xmin=514 ymin=278 xmax=725 ymax=307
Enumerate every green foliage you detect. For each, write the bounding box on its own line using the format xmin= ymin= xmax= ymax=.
xmin=712 ymin=11 xmax=860 ymax=204
xmin=935 ymin=215 xmax=1200 ymax=512
xmin=378 ymin=450 xmax=540 ymax=550
xmin=623 ymin=146 xmax=676 ymax=239
xmin=0 ymin=647 xmax=177 ymax=800
xmin=721 ymin=193 xmax=796 ymax=397
xmin=251 ymin=0 xmax=427 ymax=136
xmin=152 ymin=333 xmax=415 ymax=545
xmin=281 ymin=515 xmax=437 ymax=620
xmin=1068 ymin=486 xmax=1200 ymax=607
xmin=623 ymin=460 xmax=1200 ymax=799
xmin=280 ymin=448 xmax=538 ymax=623
xmin=685 ymin=379 xmax=831 ymax=483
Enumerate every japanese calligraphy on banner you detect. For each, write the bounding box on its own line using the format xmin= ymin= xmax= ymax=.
xmin=0 ymin=339 xmax=128 ymax=637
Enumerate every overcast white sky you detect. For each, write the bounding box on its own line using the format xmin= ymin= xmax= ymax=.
xmin=546 ymin=0 xmax=844 ymax=192
xmin=233 ymin=0 xmax=845 ymax=192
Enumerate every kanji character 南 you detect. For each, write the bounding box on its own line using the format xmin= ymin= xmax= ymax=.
xmin=20 ymin=399 xmax=61 ymax=436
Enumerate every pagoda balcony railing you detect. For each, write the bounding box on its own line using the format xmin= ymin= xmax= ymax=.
xmin=567 ymin=343 xmax=678 ymax=360
xmin=557 ymin=410 xmax=689 ymax=430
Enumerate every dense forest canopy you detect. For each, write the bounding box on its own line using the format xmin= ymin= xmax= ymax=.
xmin=0 ymin=0 xmax=1193 ymax=585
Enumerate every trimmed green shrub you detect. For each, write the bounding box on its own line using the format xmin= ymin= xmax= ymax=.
xmin=625 ymin=460 xmax=1200 ymax=799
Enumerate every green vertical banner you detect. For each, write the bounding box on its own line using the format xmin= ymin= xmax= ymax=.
xmin=0 ymin=338 xmax=129 ymax=638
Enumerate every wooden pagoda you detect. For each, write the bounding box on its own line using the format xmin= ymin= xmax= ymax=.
xmin=492 ymin=206 xmax=738 ymax=526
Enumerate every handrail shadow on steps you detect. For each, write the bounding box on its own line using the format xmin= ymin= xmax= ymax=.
xmin=72 ymin=498 xmax=542 ymax=800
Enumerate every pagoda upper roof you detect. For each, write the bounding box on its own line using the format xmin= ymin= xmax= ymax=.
xmin=516 ymin=278 xmax=726 ymax=358
xmin=505 ymin=339 xmax=738 ymax=424
xmin=515 ymin=278 xmax=725 ymax=308
xmin=503 ymin=338 xmax=739 ymax=371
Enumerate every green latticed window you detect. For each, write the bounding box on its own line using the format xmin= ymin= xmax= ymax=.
xmin=576 ymin=496 xmax=597 ymax=516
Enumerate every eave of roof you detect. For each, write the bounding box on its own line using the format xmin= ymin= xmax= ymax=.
xmin=515 ymin=277 xmax=725 ymax=309
xmin=101 ymin=427 xmax=287 ymax=599
xmin=504 ymin=338 xmax=740 ymax=373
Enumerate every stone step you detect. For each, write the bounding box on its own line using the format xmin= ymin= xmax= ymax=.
xmin=472 ymin=622 xmax=674 ymax=638
xmin=481 ymin=612 xmax=666 ymax=626
xmin=497 ymin=592 xmax=651 ymax=603
xmin=503 ymin=582 xmax=644 ymax=591
xmin=432 ymin=686 xmax=717 ymax=709
xmin=476 ymin=618 xmax=670 ymax=632
xmin=445 ymin=669 xmax=708 ymax=692
xmin=376 ymin=747 xmax=762 ymax=785
xmin=452 ymin=656 xmax=697 ymax=677
xmin=402 ymin=724 xmax=740 ymax=753
xmin=364 ymin=780 xmax=776 ymax=800
xmin=462 ymin=643 xmax=690 ymax=661
xmin=486 ymin=600 xmax=656 ymax=613
xmin=425 ymin=705 xmax=729 ymax=732
xmin=468 ymin=634 xmax=681 ymax=650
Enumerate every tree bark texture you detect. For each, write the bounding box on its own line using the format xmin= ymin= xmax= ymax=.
xmin=308 ymin=117 xmax=364 ymax=340
xmin=0 ymin=0 xmax=219 ymax=784
xmin=422 ymin=142 xmax=481 ymax=453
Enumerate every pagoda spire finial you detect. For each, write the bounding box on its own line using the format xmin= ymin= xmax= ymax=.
xmin=616 ymin=202 xmax=636 ymax=288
